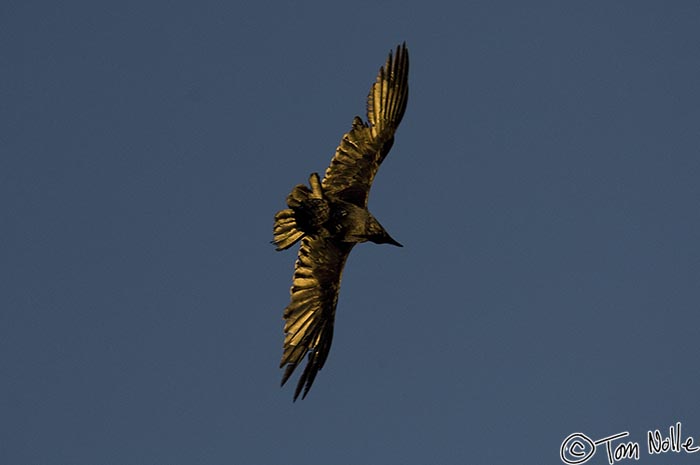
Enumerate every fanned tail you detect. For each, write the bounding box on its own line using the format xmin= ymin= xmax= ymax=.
xmin=272 ymin=173 xmax=325 ymax=251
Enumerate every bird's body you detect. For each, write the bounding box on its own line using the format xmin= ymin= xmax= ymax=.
xmin=273 ymin=43 xmax=409 ymax=400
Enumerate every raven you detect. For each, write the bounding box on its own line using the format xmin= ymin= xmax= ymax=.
xmin=273 ymin=43 xmax=409 ymax=400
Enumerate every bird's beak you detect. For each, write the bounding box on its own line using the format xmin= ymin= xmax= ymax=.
xmin=385 ymin=234 xmax=403 ymax=247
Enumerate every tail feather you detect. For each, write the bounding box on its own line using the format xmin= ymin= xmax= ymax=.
xmin=273 ymin=209 xmax=304 ymax=251
xmin=273 ymin=173 xmax=325 ymax=251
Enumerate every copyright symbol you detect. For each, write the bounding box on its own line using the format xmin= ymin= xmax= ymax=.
xmin=560 ymin=433 xmax=596 ymax=464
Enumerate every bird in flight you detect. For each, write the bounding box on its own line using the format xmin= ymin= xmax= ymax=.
xmin=273 ymin=43 xmax=409 ymax=400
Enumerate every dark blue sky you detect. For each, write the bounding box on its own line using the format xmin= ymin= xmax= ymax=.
xmin=3 ymin=1 xmax=700 ymax=464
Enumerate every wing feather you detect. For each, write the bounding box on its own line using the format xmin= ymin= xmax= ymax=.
xmin=280 ymin=236 xmax=353 ymax=400
xmin=322 ymin=43 xmax=409 ymax=207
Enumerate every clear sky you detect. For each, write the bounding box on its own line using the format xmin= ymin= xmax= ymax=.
xmin=2 ymin=1 xmax=700 ymax=464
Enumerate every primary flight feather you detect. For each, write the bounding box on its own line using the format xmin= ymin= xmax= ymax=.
xmin=273 ymin=43 xmax=409 ymax=400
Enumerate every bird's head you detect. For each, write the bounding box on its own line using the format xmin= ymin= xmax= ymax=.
xmin=365 ymin=215 xmax=403 ymax=247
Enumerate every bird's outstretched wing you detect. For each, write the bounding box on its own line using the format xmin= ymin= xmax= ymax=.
xmin=280 ymin=236 xmax=354 ymax=400
xmin=322 ymin=43 xmax=409 ymax=208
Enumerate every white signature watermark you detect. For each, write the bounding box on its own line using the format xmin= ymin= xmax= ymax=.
xmin=560 ymin=422 xmax=699 ymax=464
